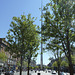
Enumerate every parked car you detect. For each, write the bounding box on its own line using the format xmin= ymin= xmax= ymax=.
xmin=60 ymin=72 xmax=65 ymax=75
xmin=0 ymin=70 xmax=2 ymax=75
xmin=48 ymin=69 xmax=51 ymax=72
xmin=31 ymin=69 xmax=33 ymax=71
xmin=0 ymin=69 xmax=4 ymax=75
xmin=52 ymin=70 xmax=56 ymax=74
xmin=5 ymin=70 xmax=14 ymax=75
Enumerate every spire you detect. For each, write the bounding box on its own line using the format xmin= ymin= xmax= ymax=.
xmin=41 ymin=0 xmax=43 ymax=70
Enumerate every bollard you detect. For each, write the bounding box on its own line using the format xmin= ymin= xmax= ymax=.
xmin=37 ymin=73 xmax=40 ymax=75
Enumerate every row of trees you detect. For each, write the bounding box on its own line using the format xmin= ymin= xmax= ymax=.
xmin=42 ymin=0 xmax=75 ymax=75
xmin=4 ymin=0 xmax=75 ymax=75
xmin=52 ymin=56 xmax=75 ymax=68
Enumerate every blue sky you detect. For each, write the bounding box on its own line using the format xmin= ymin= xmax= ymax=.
xmin=0 ymin=0 xmax=54 ymax=65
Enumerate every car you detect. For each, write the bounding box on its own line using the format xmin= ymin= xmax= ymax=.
xmin=0 ymin=69 xmax=4 ymax=75
xmin=9 ymin=70 xmax=14 ymax=75
xmin=5 ymin=70 xmax=14 ymax=75
xmin=52 ymin=70 xmax=56 ymax=74
xmin=31 ymin=69 xmax=33 ymax=71
xmin=0 ymin=70 xmax=2 ymax=75
xmin=48 ymin=70 xmax=51 ymax=72
xmin=60 ymin=72 xmax=65 ymax=75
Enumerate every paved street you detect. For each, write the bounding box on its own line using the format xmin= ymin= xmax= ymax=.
xmin=14 ymin=70 xmax=73 ymax=75
xmin=14 ymin=71 xmax=58 ymax=75
xmin=1 ymin=70 xmax=75 ymax=75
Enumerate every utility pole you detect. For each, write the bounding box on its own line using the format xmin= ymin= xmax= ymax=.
xmin=41 ymin=0 xmax=43 ymax=70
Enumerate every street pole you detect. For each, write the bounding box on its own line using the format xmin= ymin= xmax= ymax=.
xmin=41 ymin=0 xmax=43 ymax=70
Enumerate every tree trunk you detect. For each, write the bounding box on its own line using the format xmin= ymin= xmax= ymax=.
xmin=58 ymin=63 xmax=60 ymax=75
xmin=57 ymin=49 xmax=60 ymax=75
xmin=27 ymin=59 xmax=30 ymax=75
xmin=66 ymin=29 xmax=74 ymax=75
xmin=20 ymin=55 xmax=23 ymax=75
xmin=68 ymin=53 xmax=74 ymax=75
xmin=57 ymin=58 xmax=60 ymax=75
xmin=69 ymin=62 xmax=74 ymax=75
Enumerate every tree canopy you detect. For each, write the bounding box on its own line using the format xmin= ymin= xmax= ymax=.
xmin=6 ymin=14 xmax=40 ymax=59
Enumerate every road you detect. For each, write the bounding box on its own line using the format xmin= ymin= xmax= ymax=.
xmin=14 ymin=70 xmax=70 ymax=75
xmin=1 ymin=70 xmax=74 ymax=75
xmin=14 ymin=70 xmax=58 ymax=75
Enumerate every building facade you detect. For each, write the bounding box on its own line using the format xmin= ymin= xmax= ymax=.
xmin=0 ymin=38 xmax=16 ymax=70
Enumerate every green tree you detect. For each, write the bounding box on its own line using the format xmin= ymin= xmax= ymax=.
xmin=48 ymin=39 xmax=63 ymax=74
xmin=23 ymin=61 xmax=28 ymax=67
xmin=6 ymin=14 xmax=40 ymax=75
xmin=16 ymin=61 xmax=21 ymax=66
xmin=61 ymin=60 xmax=69 ymax=67
xmin=52 ymin=61 xmax=58 ymax=67
xmin=72 ymin=55 xmax=75 ymax=65
xmin=0 ymin=51 xmax=7 ymax=62
xmin=42 ymin=0 xmax=75 ymax=75
xmin=34 ymin=66 xmax=39 ymax=69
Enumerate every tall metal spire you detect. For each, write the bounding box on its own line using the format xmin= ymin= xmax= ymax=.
xmin=41 ymin=0 xmax=43 ymax=70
